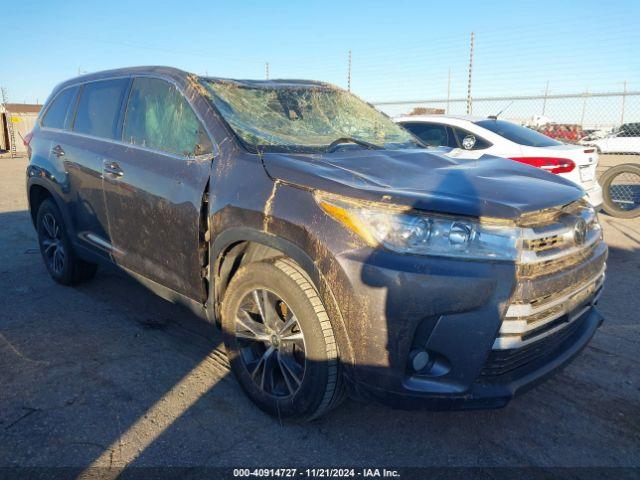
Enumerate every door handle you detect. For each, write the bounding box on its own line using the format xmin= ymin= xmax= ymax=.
xmin=51 ymin=145 xmax=65 ymax=157
xmin=103 ymin=161 xmax=124 ymax=177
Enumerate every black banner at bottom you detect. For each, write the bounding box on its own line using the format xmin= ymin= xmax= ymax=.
xmin=0 ymin=467 xmax=637 ymax=480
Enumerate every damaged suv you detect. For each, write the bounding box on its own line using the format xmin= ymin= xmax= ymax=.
xmin=27 ymin=67 xmax=607 ymax=419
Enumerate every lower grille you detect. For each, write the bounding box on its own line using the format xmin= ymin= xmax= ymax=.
xmin=480 ymin=307 xmax=591 ymax=378
xmin=495 ymin=268 xmax=605 ymax=349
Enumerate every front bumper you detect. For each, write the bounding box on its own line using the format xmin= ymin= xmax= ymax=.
xmin=349 ymin=307 xmax=603 ymax=410
xmin=332 ymin=241 xmax=606 ymax=410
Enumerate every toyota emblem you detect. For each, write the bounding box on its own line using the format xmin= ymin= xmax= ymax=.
xmin=574 ymin=218 xmax=587 ymax=246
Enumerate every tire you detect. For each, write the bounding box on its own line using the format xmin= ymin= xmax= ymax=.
xmin=36 ymin=199 xmax=98 ymax=285
xmin=600 ymin=163 xmax=640 ymax=219
xmin=221 ymin=257 xmax=343 ymax=420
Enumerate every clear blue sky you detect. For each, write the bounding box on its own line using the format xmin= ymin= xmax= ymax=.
xmin=2 ymin=0 xmax=639 ymax=105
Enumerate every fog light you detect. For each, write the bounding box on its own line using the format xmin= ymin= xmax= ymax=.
xmin=408 ymin=349 xmax=430 ymax=372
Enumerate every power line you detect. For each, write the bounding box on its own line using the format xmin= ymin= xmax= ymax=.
xmin=371 ymin=90 xmax=640 ymax=106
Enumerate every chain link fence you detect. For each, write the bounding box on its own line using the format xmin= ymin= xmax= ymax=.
xmin=372 ymin=91 xmax=640 ymax=154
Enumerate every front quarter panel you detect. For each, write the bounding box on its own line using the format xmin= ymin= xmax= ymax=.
xmin=207 ymin=143 xmax=515 ymax=392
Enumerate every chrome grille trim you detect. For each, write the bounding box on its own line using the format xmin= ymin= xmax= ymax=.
xmin=497 ymin=272 xmax=604 ymax=341
xmin=526 ymin=235 xmax=563 ymax=252
xmin=505 ymin=267 xmax=605 ymax=318
xmin=492 ymin=304 xmax=593 ymax=350
xmin=493 ymin=202 xmax=607 ymax=351
xmin=520 ymin=228 xmax=601 ymax=264
xmin=517 ymin=243 xmax=598 ymax=279
xmin=519 ymin=207 xmax=601 ymax=264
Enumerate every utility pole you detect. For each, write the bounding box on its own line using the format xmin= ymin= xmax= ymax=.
xmin=621 ymin=80 xmax=627 ymax=125
xmin=347 ymin=49 xmax=352 ymax=92
xmin=542 ymin=81 xmax=549 ymax=115
xmin=466 ymin=32 xmax=474 ymax=115
xmin=446 ymin=68 xmax=451 ymax=114
xmin=265 ymin=62 xmax=269 ymax=80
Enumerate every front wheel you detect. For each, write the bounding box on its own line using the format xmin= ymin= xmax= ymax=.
xmin=221 ymin=257 xmax=343 ymax=420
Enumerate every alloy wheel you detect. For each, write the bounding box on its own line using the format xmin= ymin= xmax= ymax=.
xmin=40 ymin=213 xmax=66 ymax=276
xmin=235 ymin=289 xmax=306 ymax=398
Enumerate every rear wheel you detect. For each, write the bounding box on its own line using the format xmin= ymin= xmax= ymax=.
xmin=36 ymin=199 xmax=97 ymax=285
xmin=600 ymin=164 xmax=640 ymax=218
xmin=221 ymin=257 xmax=343 ymax=420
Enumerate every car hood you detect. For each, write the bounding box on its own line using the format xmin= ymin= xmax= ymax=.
xmin=261 ymin=148 xmax=585 ymax=219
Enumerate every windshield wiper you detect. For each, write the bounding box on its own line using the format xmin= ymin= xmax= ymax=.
xmin=326 ymin=137 xmax=383 ymax=152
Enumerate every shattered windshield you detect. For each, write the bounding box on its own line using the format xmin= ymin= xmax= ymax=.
xmin=202 ymin=79 xmax=421 ymax=152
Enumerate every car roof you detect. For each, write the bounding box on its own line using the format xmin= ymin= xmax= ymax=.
xmin=53 ymin=66 xmax=337 ymax=95
xmin=55 ymin=66 xmax=188 ymax=90
xmin=51 ymin=66 xmax=342 ymax=97
xmin=394 ymin=114 xmax=486 ymax=124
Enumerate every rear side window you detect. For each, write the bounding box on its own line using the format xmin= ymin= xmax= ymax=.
xmin=73 ymin=79 xmax=129 ymax=139
xmin=401 ymin=122 xmax=453 ymax=147
xmin=41 ymin=86 xmax=79 ymax=130
xmin=476 ymin=119 xmax=562 ymax=147
xmin=450 ymin=126 xmax=492 ymax=150
xmin=123 ymin=77 xmax=211 ymax=156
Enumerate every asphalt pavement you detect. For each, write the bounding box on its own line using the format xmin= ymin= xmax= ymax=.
xmin=1 ymin=155 xmax=639 ymax=475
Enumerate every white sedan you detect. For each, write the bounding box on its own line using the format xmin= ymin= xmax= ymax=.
xmin=395 ymin=115 xmax=603 ymax=208
xmin=581 ymin=123 xmax=640 ymax=154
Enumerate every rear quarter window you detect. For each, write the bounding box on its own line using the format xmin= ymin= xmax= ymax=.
xmin=41 ymin=86 xmax=79 ymax=130
xmin=450 ymin=126 xmax=492 ymax=150
xmin=73 ymin=79 xmax=129 ymax=139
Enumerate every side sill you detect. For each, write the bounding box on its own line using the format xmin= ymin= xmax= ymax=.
xmin=121 ymin=266 xmax=208 ymax=321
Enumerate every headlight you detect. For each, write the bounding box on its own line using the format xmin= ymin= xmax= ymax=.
xmin=315 ymin=192 xmax=520 ymax=260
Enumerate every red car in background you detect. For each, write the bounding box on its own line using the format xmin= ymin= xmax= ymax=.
xmin=538 ymin=124 xmax=584 ymax=143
